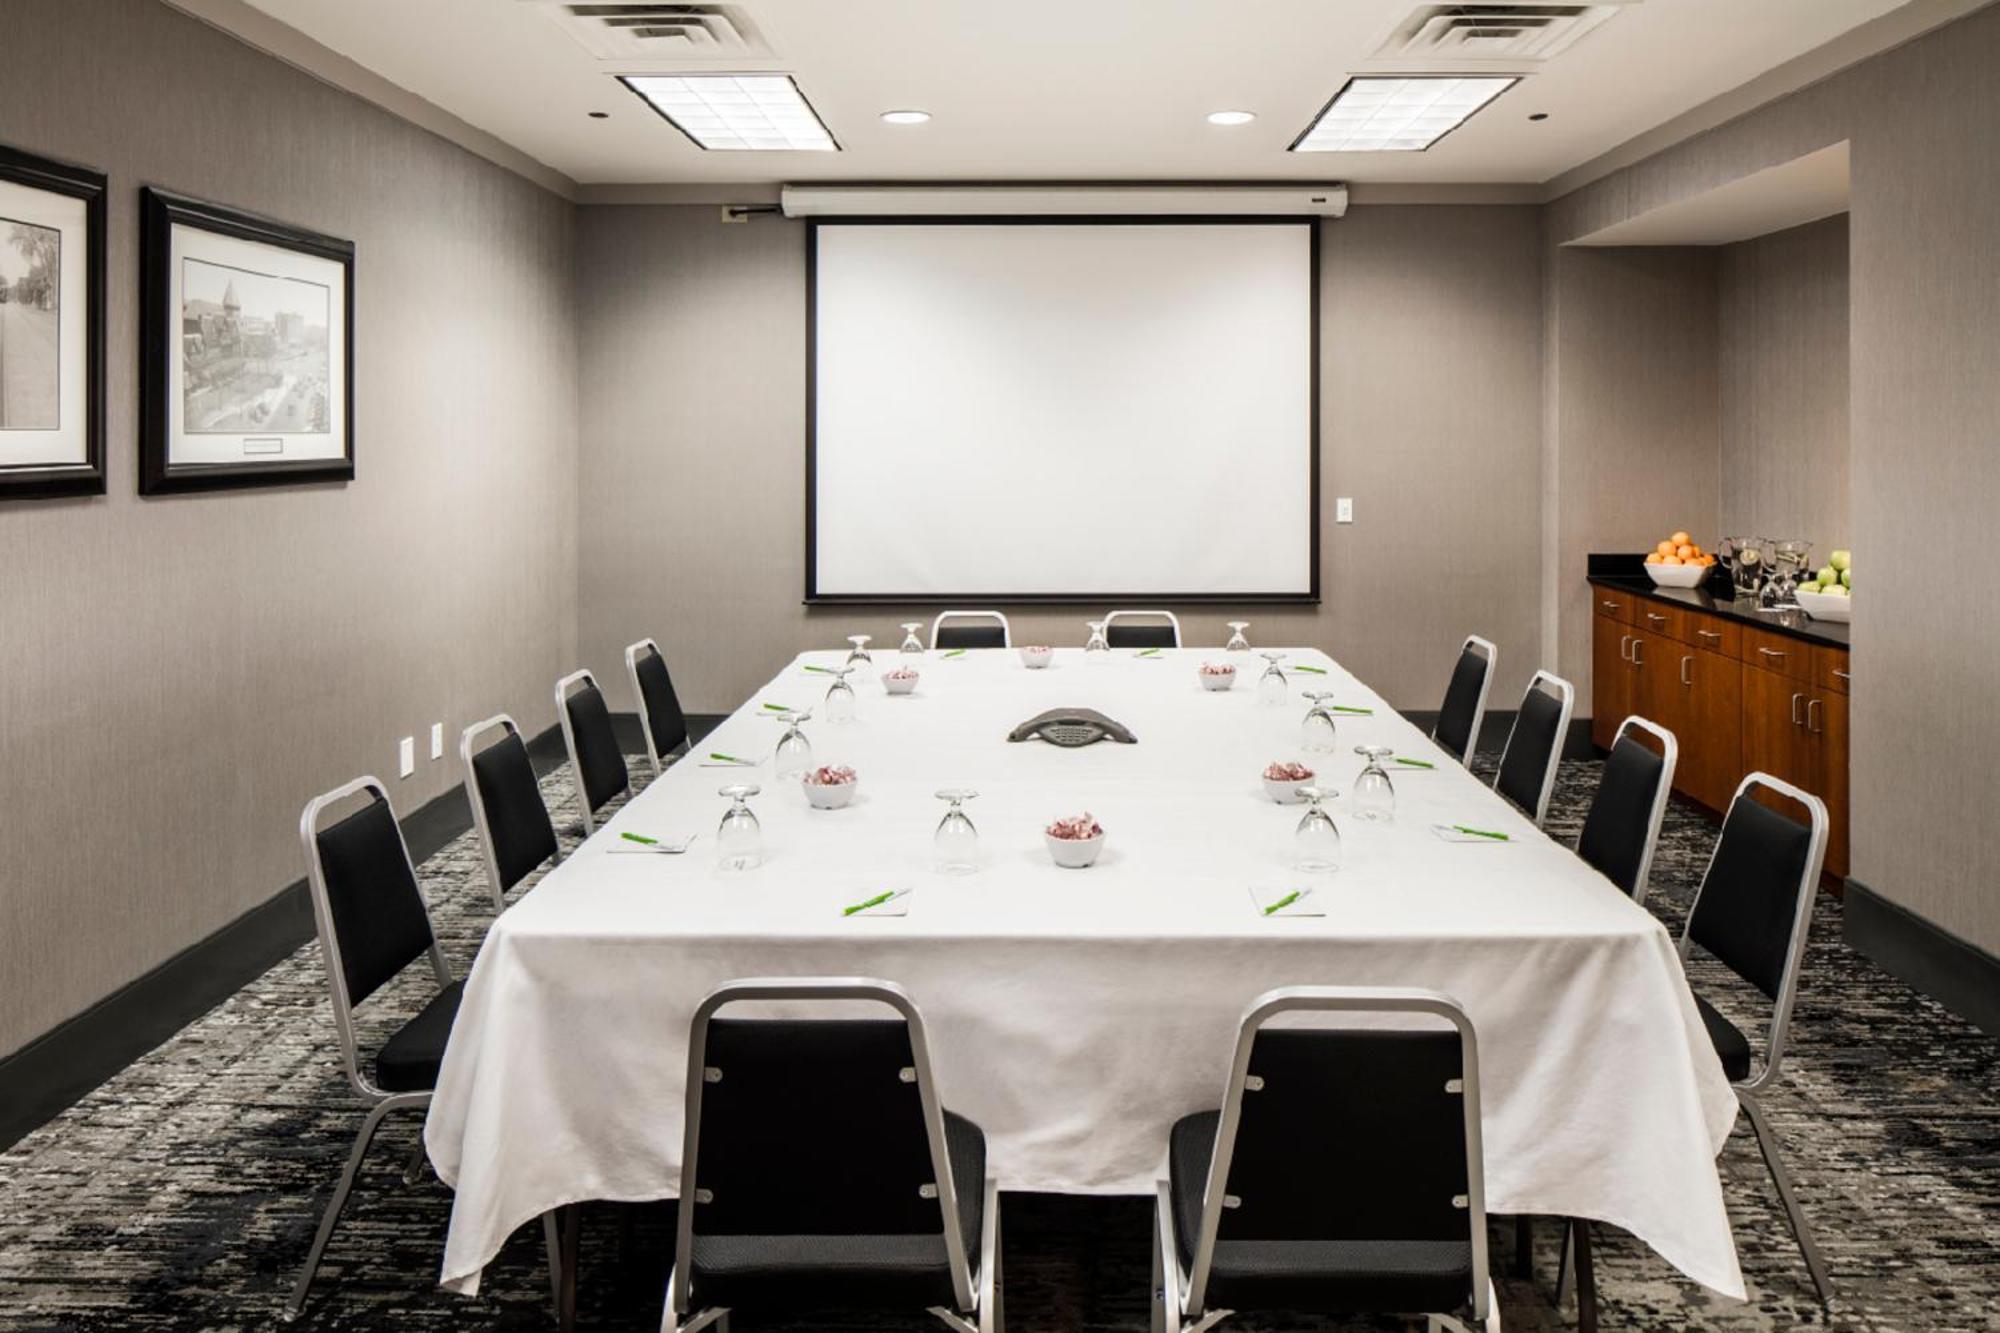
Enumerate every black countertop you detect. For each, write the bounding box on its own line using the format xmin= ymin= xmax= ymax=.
xmin=1587 ymin=554 xmax=1850 ymax=650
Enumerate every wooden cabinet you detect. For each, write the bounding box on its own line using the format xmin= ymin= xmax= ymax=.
xmin=1587 ymin=580 xmax=1850 ymax=883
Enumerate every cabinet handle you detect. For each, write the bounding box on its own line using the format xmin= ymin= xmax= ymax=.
xmin=1601 ymin=600 xmax=1621 ymax=613
xmin=1646 ymin=612 xmax=1668 ymax=625
xmin=1791 ymin=692 xmax=1804 ymax=726
xmin=1680 ymin=656 xmax=1692 ymax=686
xmin=1807 ymin=698 xmax=1823 ymax=734
xmin=1759 ymin=647 xmax=1788 ymax=660
xmin=1697 ymin=629 xmax=1722 ymax=643
xmin=1832 ymin=669 xmax=1851 ymax=681
xmin=1619 ymin=634 xmax=1631 ymax=661
xmin=1631 ymin=638 xmax=1644 ymax=666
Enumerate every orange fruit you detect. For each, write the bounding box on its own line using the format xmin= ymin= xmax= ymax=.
xmin=1656 ymin=540 xmax=1676 ymax=556
xmin=1671 ymin=531 xmax=1691 ymax=546
xmin=1645 ymin=552 xmax=1663 ymax=564
xmin=1676 ymin=544 xmax=1697 ymax=560
xmin=1661 ymin=555 xmax=1684 ymax=566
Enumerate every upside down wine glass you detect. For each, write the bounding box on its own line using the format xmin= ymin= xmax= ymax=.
xmin=773 ymin=709 xmax=813 ymax=778
xmin=1257 ymin=651 xmax=1289 ymax=707
xmin=900 ymin=622 xmax=925 ymax=655
xmin=934 ymin=789 xmax=980 ymax=874
xmin=1225 ymin=621 xmax=1251 ymax=652
xmin=823 ymin=667 xmax=857 ymax=724
xmin=845 ymin=634 xmax=874 ymax=671
xmin=1293 ymin=786 xmax=1343 ymax=873
xmin=1083 ymin=621 xmax=1110 ymax=654
xmin=1353 ymin=746 xmax=1397 ymax=823
xmin=716 ymin=784 xmax=763 ymax=871
xmin=1301 ymin=691 xmax=1339 ymax=752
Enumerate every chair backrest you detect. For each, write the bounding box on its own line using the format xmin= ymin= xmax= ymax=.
xmin=1493 ymin=669 xmax=1575 ymax=826
xmin=1183 ymin=987 xmax=1488 ymax=1324
xmin=672 ymin=979 xmax=976 ymax=1315
xmin=1103 ymin=609 xmax=1182 ymax=649
xmin=556 ymin=668 xmax=630 ymax=833
xmin=1680 ymin=773 xmax=1827 ymax=1082
xmin=625 ymin=637 xmax=689 ymax=776
xmin=299 ymin=776 xmax=448 ymax=1093
xmin=1576 ymin=716 xmax=1678 ymax=904
xmin=931 ymin=610 xmax=1011 ymax=650
xmin=1432 ymin=635 xmax=1497 ymax=762
xmin=460 ymin=714 xmax=560 ymax=910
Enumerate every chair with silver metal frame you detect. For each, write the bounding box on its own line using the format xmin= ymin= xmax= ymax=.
xmin=931 ymin=610 xmax=1011 ymax=651
xmin=287 ymin=776 xmax=562 ymax=1322
xmin=1575 ymin=716 xmax=1679 ymax=906
xmin=1155 ymin=986 xmax=1498 ymax=1333
xmin=556 ymin=668 xmax=631 ymax=837
xmin=460 ymin=713 xmax=561 ymax=914
xmin=1492 ymin=669 xmax=1575 ymax=827
xmin=663 ymin=978 xmax=1002 ymax=1333
xmin=1103 ymin=609 xmax=1182 ymax=649
xmin=1432 ymin=635 xmax=1497 ymax=765
xmin=625 ymin=636 xmax=690 ymax=778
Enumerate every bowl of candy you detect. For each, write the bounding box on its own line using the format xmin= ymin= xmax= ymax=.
xmin=1044 ymin=812 xmax=1105 ymax=868
xmin=1198 ymin=662 xmax=1237 ymax=691
xmin=1019 ymin=645 xmax=1054 ymax=669
xmin=1262 ymin=760 xmax=1316 ymax=804
xmin=802 ymin=764 xmax=859 ymax=809
xmin=882 ymin=666 xmax=919 ymax=695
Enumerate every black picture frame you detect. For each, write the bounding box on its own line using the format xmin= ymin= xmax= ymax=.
xmin=0 ymin=143 xmax=105 ymax=499
xmin=801 ymin=215 xmax=1322 ymax=606
xmin=139 ymin=188 xmax=355 ymax=495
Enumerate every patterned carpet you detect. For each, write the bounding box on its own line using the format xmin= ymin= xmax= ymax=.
xmin=1 ymin=755 xmax=1995 ymax=1332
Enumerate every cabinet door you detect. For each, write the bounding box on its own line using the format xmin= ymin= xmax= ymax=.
xmin=1661 ymin=645 xmax=1743 ymax=812
xmin=1814 ymin=689 xmax=1850 ymax=879
xmin=1591 ymin=612 xmax=1633 ymax=750
xmin=1740 ymin=664 xmax=1813 ymax=796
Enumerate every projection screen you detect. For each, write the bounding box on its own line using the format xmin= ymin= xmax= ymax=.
xmin=807 ymin=219 xmax=1318 ymax=601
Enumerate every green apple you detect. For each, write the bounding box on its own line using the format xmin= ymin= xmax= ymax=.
xmin=1840 ymin=569 xmax=1851 ymax=588
xmin=1827 ymin=583 xmax=1849 ymax=596
xmin=1799 ymin=581 xmax=1822 ymax=594
xmin=1816 ymin=565 xmax=1838 ymax=585
xmin=1829 ymin=549 xmax=1852 ymax=572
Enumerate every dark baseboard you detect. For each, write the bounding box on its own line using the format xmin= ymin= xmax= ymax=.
xmin=0 ymin=723 xmax=571 ymax=1153
xmin=1845 ymin=879 xmax=2000 ymax=1038
xmin=1397 ymin=710 xmax=1595 ymax=762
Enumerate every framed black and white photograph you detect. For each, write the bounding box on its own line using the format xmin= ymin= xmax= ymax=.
xmin=0 ymin=144 xmax=104 ymax=499
xmin=140 ymin=188 xmax=353 ymax=494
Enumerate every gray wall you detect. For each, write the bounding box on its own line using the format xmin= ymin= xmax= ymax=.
xmin=1547 ymin=4 xmax=2000 ymax=957
xmin=0 ymin=0 xmax=578 ymax=1058
xmin=575 ymin=204 xmax=1545 ymax=717
xmin=1718 ymin=214 xmax=1850 ymax=547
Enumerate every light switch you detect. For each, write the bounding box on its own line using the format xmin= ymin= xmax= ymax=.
xmin=430 ymin=722 xmax=444 ymax=761
xmin=1336 ymin=497 xmax=1354 ymax=523
xmin=398 ymin=736 xmax=416 ymax=778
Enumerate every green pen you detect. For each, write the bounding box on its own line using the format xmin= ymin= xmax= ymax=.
xmin=803 ymin=664 xmax=836 ymax=674
xmin=1262 ymin=889 xmax=1303 ymax=916
xmin=1294 ymin=664 xmax=1328 ymax=675
xmin=1331 ymin=705 xmax=1374 ymax=715
xmin=1394 ymin=757 xmax=1437 ymax=770
xmin=620 ymin=831 xmax=661 ymax=846
xmin=943 ymin=647 xmax=968 ymax=658
xmin=843 ymin=890 xmax=896 ymax=917
xmin=708 ymin=752 xmax=752 ymax=765
xmin=762 ymin=702 xmax=794 ymax=712
xmin=1137 ymin=647 xmax=1162 ymax=657
xmin=1452 ymin=825 xmax=1511 ymax=841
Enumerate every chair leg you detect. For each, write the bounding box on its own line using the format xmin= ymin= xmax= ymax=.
xmin=283 ymin=1097 xmax=405 ymax=1322
xmin=1740 ymin=1089 xmax=1834 ymax=1306
xmin=979 ymin=1176 xmax=1003 ymax=1333
xmin=558 ymin=1204 xmax=581 ymax=1333
xmin=1570 ymin=1219 xmax=1597 ymax=1333
xmin=1151 ymin=1202 xmax=1166 ymax=1333
xmin=544 ymin=1212 xmax=564 ymax=1314
xmin=1513 ymin=1215 xmax=1533 ymax=1279
xmin=401 ymin=1131 xmax=428 ymax=1185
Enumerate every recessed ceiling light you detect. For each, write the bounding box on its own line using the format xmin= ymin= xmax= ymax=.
xmin=620 ymin=74 xmax=839 ymax=152
xmin=1290 ymin=76 xmax=1518 ymax=153
xmin=1206 ymin=110 xmax=1256 ymax=126
xmin=880 ymin=109 xmax=932 ymax=125
xmin=1529 ymin=112 xmax=1550 ymax=122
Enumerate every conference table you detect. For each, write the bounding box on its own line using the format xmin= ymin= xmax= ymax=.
xmin=426 ymin=646 xmax=1745 ymax=1300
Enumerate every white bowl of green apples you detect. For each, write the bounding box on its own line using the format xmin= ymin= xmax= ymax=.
xmin=1795 ymin=550 xmax=1852 ymax=622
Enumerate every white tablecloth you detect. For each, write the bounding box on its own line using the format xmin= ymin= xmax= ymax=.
xmin=427 ymin=648 xmax=1743 ymax=1298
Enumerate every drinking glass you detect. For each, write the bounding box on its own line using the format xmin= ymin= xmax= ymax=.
xmin=1353 ymin=745 xmax=1397 ymax=823
xmin=1083 ymin=621 xmax=1110 ymax=653
xmin=1257 ymin=651 xmax=1289 ymax=706
xmin=934 ymin=788 xmax=980 ymax=874
xmin=1225 ymin=621 xmax=1251 ymax=652
xmin=823 ymin=668 xmax=857 ymax=724
xmin=1300 ymin=691 xmax=1339 ymax=752
xmin=1763 ymin=540 xmax=1812 ymax=610
xmin=716 ymin=784 xmax=763 ymax=871
xmin=1293 ymin=786 xmax=1343 ymax=873
xmin=900 ymin=622 xmax=925 ymax=655
xmin=845 ymin=634 xmax=874 ymax=671
xmin=1729 ymin=536 xmax=1773 ymax=602
xmin=772 ymin=709 xmax=813 ymax=778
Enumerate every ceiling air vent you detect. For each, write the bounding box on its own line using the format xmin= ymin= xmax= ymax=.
xmin=536 ymin=4 xmax=776 ymax=62
xmin=1378 ymin=4 xmax=1632 ymax=62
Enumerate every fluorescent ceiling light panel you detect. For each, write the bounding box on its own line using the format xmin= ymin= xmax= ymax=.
xmin=621 ymin=74 xmax=838 ymax=151
xmin=1291 ymin=76 xmax=1517 ymax=152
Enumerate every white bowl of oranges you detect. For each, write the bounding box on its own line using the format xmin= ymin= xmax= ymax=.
xmin=1645 ymin=532 xmax=1717 ymax=588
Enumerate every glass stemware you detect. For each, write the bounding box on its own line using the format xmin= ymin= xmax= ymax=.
xmin=1225 ymin=621 xmax=1251 ymax=652
xmin=716 ymin=784 xmax=763 ymax=871
xmin=1353 ymin=746 xmax=1397 ymax=823
xmin=1293 ymin=786 xmax=1343 ymax=873
xmin=1257 ymin=651 xmax=1289 ymax=706
xmin=1083 ymin=621 xmax=1110 ymax=653
xmin=934 ymin=788 xmax=980 ymax=874
xmin=900 ymin=622 xmax=925 ymax=655
xmin=772 ymin=709 xmax=814 ymax=778
xmin=1300 ymin=691 xmax=1339 ymax=752
xmin=1763 ymin=540 xmax=1812 ymax=611
xmin=823 ymin=667 xmax=857 ymax=724
xmin=845 ymin=634 xmax=874 ymax=670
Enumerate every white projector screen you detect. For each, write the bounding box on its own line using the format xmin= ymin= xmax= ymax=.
xmin=808 ymin=220 xmax=1317 ymax=601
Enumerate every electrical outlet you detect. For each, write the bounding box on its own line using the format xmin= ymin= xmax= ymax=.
xmin=398 ymin=736 xmax=415 ymax=778
xmin=430 ymin=722 xmax=444 ymax=761
xmin=1336 ymin=497 xmax=1354 ymax=524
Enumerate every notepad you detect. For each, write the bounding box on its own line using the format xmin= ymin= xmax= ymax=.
xmin=1248 ymin=886 xmax=1324 ymax=918
xmin=609 ymin=834 xmax=697 ymax=855
xmin=842 ymin=887 xmax=911 ymax=918
xmin=1431 ymin=824 xmax=1513 ymax=844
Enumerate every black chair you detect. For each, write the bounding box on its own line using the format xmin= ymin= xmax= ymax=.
xmin=625 ymin=636 xmax=690 ymax=778
xmin=460 ymin=713 xmax=561 ymax=913
xmin=1574 ymin=716 xmax=1678 ymax=905
xmin=666 ymin=978 xmax=1001 ymax=1333
xmin=1432 ymin=635 xmax=1497 ymax=764
xmin=1492 ymin=669 xmax=1575 ymax=827
xmin=1156 ymin=986 xmax=1496 ymax=1333
xmin=556 ymin=668 xmax=631 ymax=837
xmin=1103 ymin=609 xmax=1182 ymax=649
xmin=931 ymin=610 xmax=1011 ymax=650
